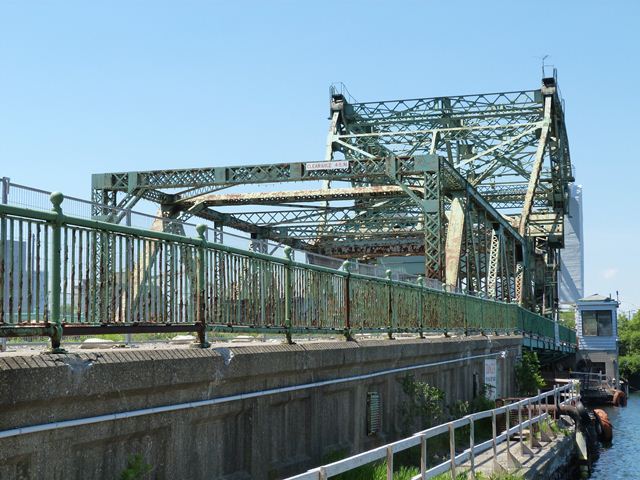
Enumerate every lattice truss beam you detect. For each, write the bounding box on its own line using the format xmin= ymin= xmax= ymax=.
xmin=91 ymin=76 xmax=572 ymax=312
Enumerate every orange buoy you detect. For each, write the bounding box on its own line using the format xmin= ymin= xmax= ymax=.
xmin=594 ymin=408 xmax=613 ymax=442
xmin=613 ymin=389 xmax=627 ymax=407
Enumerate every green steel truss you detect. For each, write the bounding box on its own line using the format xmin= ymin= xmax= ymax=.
xmin=92 ymin=75 xmax=572 ymax=316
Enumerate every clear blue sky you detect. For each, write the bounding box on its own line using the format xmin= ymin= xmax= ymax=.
xmin=1 ymin=1 xmax=638 ymax=310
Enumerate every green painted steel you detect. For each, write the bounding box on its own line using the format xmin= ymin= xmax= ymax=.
xmin=88 ymin=77 xmax=573 ymax=324
xmin=0 ymin=197 xmax=576 ymax=352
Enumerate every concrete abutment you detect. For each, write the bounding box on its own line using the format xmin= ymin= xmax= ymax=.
xmin=0 ymin=336 xmax=521 ymax=479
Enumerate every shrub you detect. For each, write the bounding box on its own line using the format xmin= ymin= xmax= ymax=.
xmin=514 ymin=351 xmax=545 ymax=396
xmin=399 ymin=374 xmax=445 ymax=432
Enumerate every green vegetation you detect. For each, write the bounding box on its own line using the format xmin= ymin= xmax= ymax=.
xmin=558 ymin=309 xmax=576 ymax=330
xmin=327 ymin=376 xmax=522 ymax=480
xmin=369 ymin=375 xmax=499 ymax=477
xmin=119 ymin=454 xmax=152 ymax=480
xmin=332 ymin=462 xmax=417 ymax=480
xmin=333 ymin=462 xmax=524 ymax=480
xmin=619 ymin=311 xmax=640 ymax=380
xmin=398 ymin=374 xmax=445 ymax=432
xmin=514 ymin=351 xmax=545 ymax=396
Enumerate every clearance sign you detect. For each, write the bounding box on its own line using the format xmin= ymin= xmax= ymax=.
xmin=305 ymin=161 xmax=349 ymax=171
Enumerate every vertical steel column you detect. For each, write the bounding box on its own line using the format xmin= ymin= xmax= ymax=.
xmin=515 ymin=262 xmax=524 ymax=305
xmin=49 ymin=192 xmax=65 ymax=353
xmin=487 ymin=227 xmax=501 ymax=299
xmin=423 ymin=154 xmax=442 ymax=280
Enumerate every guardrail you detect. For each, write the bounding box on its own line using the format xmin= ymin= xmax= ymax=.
xmin=287 ymin=382 xmax=579 ymax=480
xmin=0 ymin=194 xmax=577 ymax=351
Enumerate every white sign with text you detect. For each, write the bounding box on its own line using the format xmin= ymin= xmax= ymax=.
xmin=484 ymin=358 xmax=498 ymax=400
xmin=305 ymin=161 xmax=349 ymax=171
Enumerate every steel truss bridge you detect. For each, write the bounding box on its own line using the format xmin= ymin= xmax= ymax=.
xmin=92 ymin=73 xmax=573 ymax=318
xmin=0 ymin=74 xmax=576 ymax=354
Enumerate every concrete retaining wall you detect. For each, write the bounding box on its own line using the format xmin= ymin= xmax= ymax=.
xmin=0 ymin=336 xmax=521 ymax=479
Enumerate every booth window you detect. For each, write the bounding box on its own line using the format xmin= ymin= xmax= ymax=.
xmin=582 ymin=310 xmax=613 ymax=336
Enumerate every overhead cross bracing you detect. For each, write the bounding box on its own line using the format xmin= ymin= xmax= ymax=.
xmin=92 ymin=72 xmax=572 ymax=316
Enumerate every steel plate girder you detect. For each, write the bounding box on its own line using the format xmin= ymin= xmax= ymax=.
xmin=321 ymin=237 xmax=426 ymax=258
xmin=92 ymin=156 xmax=434 ymax=193
xmin=181 ymin=185 xmax=417 ymax=207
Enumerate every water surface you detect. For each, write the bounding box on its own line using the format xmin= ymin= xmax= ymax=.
xmin=590 ymin=392 xmax=639 ymax=479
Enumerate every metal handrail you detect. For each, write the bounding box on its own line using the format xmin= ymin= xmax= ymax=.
xmin=287 ymin=382 xmax=579 ymax=480
xmin=0 ymin=193 xmax=577 ymax=351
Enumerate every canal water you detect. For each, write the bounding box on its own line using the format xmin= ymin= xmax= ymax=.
xmin=589 ymin=392 xmax=640 ymax=479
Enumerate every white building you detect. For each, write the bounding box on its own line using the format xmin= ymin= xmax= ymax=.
xmin=559 ymin=184 xmax=584 ymax=307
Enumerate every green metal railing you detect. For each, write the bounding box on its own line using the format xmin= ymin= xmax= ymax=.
xmin=0 ymin=194 xmax=577 ymax=352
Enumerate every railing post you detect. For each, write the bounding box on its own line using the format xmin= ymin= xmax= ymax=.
xmin=0 ymin=178 xmax=7 ymax=352
xmin=342 ymin=260 xmax=353 ymax=341
xmin=417 ymin=276 xmax=424 ymax=338
xmin=491 ymin=410 xmax=502 ymax=474
xmin=469 ymin=417 xmax=476 ymax=479
xmin=0 ymin=177 xmax=8 ymax=205
xmin=448 ymin=423 xmax=456 ymax=479
xmin=545 ymin=388 xmax=550 ymax=422
xmin=123 ymin=211 xmax=132 ymax=345
xmin=319 ymin=466 xmax=328 ymax=480
xmin=528 ymin=398 xmax=537 ymax=451
xmin=386 ymin=446 xmax=393 ymax=480
xmin=464 ymin=290 xmax=469 ymax=336
xmin=504 ymin=402 xmax=521 ymax=470
xmin=194 ymin=224 xmax=210 ymax=348
xmin=505 ymin=404 xmax=512 ymax=467
xmin=49 ymin=192 xmax=66 ymax=353
xmin=442 ymin=282 xmax=449 ymax=337
xmin=284 ymin=246 xmax=294 ymax=344
xmin=420 ymin=434 xmax=427 ymax=480
xmin=386 ymin=269 xmax=394 ymax=340
xmin=518 ymin=399 xmax=533 ymax=456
